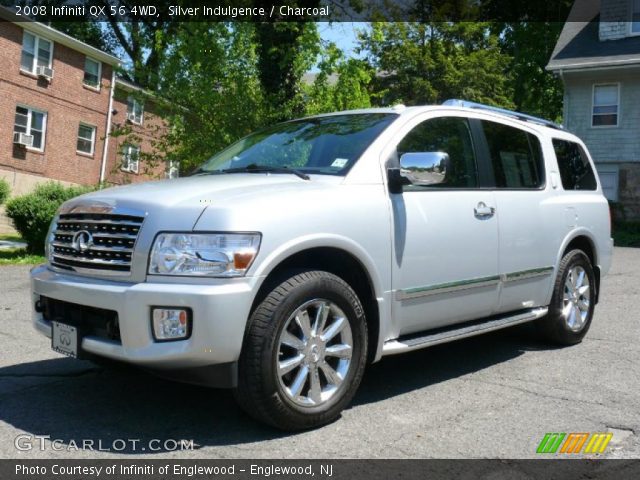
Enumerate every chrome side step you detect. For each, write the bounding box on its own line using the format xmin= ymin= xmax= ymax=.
xmin=382 ymin=307 xmax=548 ymax=356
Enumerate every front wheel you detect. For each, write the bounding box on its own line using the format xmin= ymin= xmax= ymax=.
xmin=234 ymin=270 xmax=368 ymax=430
xmin=539 ymin=249 xmax=596 ymax=345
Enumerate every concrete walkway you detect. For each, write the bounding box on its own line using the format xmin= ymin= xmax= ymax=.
xmin=0 ymin=240 xmax=26 ymax=250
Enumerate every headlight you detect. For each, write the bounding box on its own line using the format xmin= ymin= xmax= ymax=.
xmin=148 ymin=232 xmax=261 ymax=277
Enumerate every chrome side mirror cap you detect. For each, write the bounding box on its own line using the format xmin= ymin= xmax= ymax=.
xmin=399 ymin=151 xmax=450 ymax=186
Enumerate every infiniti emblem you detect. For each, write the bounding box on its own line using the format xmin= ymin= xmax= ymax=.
xmin=71 ymin=230 xmax=93 ymax=253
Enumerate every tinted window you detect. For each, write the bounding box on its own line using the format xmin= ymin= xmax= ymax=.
xmin=553 ymin=139 xmax=597 ymax=191
xmin=397 ymin=117 xmax=478 ymax=188
xmin=482 ymin=121 xmax=544 ymax=189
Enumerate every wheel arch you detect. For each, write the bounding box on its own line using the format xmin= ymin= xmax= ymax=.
xmin=250 ymin=238 xmax=384 ymax=363
xmin=554 ymin=229 xmax=601 ymax=304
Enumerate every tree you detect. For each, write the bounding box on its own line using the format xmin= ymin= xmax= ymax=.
xmin=358 ymin=22 xmax=514 ymax=108
xmin=497 ymin=22 xmax=565 ymax=121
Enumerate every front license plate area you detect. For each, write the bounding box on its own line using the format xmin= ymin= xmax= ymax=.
xmin=51 ymin=321 xmax=79 ymax=358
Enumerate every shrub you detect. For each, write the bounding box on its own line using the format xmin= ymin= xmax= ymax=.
xmin=0 ymin=178 xmax=10 ymax=205
xmin=5 ymin=182 xmax=95 ymax=254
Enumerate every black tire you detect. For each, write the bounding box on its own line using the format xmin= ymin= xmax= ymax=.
xmin=234 ymin=270 xmax=368 ymax=431
xmin=539 ymin=249 xmax=596 ymax=345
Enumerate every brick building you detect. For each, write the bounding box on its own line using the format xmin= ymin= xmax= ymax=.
xmin=0 ymin=8 xmax=175 ymax=232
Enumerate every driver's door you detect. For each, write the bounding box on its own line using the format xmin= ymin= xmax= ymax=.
xmin=390 ymin=115 xmax=500 ymax=336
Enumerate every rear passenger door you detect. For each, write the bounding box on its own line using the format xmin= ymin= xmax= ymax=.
xmin=478 ymin=120 xmax=556 ymax=313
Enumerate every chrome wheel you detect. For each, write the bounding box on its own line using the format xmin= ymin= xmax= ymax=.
xmin=563 ymin=265 xmax=590 ymax=331
xmin=276 ymin=299 xmax=353 ymax=407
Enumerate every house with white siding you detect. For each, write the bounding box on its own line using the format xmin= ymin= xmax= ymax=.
xmin=547 ymin=0 xmax=640 ymax=220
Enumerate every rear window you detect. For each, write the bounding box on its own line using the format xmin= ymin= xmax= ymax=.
xmin=552 ymin=139 xmax=597 ymax=191
xmin=482 ymin=120 xmax=544 ymax=189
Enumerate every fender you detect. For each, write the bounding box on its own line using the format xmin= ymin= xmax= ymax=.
xmin=544 ymin=228 xmax=600 ymax=305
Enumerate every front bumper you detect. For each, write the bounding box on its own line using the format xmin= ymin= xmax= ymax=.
xmin=30 ymin=265 xmax=259 ymax=386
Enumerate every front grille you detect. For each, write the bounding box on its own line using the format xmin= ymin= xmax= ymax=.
xmin=40 ymin=296 xmax=121 ymax=343
xmin=50 ymin=212 xmax=144 ymax=275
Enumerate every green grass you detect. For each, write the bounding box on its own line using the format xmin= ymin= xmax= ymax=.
xmin=0 ymin=233 xmax=23 ymax=242
xmin=612 ymin=221 xmax=640 ymax=248
xmin=0 ymin=235 xmax=44 ymax=265
xmin=0 ymin=248 xmax=45 ymax=265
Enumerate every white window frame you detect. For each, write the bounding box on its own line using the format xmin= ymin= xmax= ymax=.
xmin=166 ymin=160 xmax=179 ymax=179
xmin=83 ymin=56 xmax=102 ymax=90
xmin=14 ymin=105 xmax=47 ymax=152
xmin=20 ymin=30 xmax=53 ymax=75
xmin=121 ymin=144 xmax=140 ymax=173
xmin=591 ymin=83 xmax=620 ymax=128
xmin=126 ymin=96 xmax=144 ymax=125
xmin=631 ymin=0 xmax=640 ymax=36
xmin=76 ymin=123 xmax=96 ymax=156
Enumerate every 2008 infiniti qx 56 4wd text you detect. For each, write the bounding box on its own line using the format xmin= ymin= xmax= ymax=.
xmin=31 ymin=100 xmax=613 ymax=430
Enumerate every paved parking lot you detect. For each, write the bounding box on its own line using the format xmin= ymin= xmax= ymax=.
xmin=0 ymin=248 xmax=638 ymax=459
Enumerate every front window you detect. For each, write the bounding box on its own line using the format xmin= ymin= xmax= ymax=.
xmin=83 ymin=57 xmax=101 ymax=89
xmin=77 ymin=124 xmax=96 ymax=155
xmin=633 ymin=0 xmax=640 ymax=34
xmin=196 ymin=113 xmax=397 ymax=176
xmin=21 ymin=31 xmax=52 ymax=74
xmin=592 ymin=84 xmax=619 ymax=126
xmin=121 ymin=144 xmax=140 ymax=173
xmin=14 ymin=106 xmax=46 ymax=150
xmin=126 ymin=96 xmax=144 ymax=124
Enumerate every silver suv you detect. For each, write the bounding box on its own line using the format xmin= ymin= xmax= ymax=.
xmin=31 ymin=100 xmax=613 ymax=430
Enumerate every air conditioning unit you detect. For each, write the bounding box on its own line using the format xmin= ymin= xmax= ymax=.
xmin=13 ymin=132 xmax=34 ymax=148
xmin=36 ymin=65 xmax=54 ymax=81
xmin=126 ymin=112 xmax=139 ymax=123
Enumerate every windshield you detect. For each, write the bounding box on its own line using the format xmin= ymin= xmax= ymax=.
xmin=195 ymin=113 xmax=397 ymax=176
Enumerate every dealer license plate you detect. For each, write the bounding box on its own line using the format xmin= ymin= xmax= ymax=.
xmin=51 ymin=321 xmax=79 ymax=358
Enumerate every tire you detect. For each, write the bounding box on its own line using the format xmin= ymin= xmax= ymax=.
xmin=539 ymin=249 xmax=596 ymax=345
xmin=234 ymin=270 xmax=368 ymax=430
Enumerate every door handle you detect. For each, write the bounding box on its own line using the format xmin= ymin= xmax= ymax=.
xmin=474 ymin=202 xmax=495 ymax=219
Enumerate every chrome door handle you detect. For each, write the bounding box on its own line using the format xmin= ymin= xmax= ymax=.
xmin=474 ymin=202 xmax=495 ymax=219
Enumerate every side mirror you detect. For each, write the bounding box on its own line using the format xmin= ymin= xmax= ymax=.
xmin=399 ymin=152 xmax=450 ymax=186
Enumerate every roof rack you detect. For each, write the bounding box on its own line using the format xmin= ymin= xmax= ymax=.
xmin=442 ymin=99 xmax=564 ymax=130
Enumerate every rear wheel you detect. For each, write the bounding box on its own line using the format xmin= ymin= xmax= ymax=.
xmin=539 ymin=249 xmax=596 ymax=345
xmin=234 ymin=270 xmax=368 ymax=430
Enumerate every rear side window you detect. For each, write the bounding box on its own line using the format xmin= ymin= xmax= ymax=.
xmin=482 ymin=120 xmax=544 ymax=189
xmin=552 ymin=139 xmax=597 ymax=191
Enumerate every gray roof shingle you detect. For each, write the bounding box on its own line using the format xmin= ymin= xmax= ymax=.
xmin=547 ymin=0 xmax=640 ymax=71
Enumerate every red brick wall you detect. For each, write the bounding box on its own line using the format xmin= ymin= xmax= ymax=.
xmin=0 ymin=22 xmax=112 ymax=186
xmin=104 ymin=87 xmax=170 ymax=185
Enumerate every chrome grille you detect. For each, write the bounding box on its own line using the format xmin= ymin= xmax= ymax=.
xmin=50 ymin=212 xmax=144 ymax=275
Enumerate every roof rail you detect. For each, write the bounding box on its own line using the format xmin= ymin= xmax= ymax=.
xmin=442 ymin=99 xmax=564 ymax=130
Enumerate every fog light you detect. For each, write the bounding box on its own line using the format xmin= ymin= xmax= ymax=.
xmin=151 ymin=308 xmax=191 ymax=341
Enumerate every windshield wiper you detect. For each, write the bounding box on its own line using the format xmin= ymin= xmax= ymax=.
xmin=221 ymin=164 xmax=310 ymax=181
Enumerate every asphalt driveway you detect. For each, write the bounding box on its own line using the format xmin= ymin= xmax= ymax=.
xmin=0 ymin=248 xmax=638 ymax=459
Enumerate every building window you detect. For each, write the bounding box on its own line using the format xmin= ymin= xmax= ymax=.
xmin=14 ymin=106 xmax=46 ymax=151
xmin=592 ymin=84 xmax=619 ymax=126
xmin=632 ymin=0 xmax=640 ymax=34
xmin=121 ymin=144 xmax=140 ymax=173
xmin=77 ymin=124 xmax=96 ymax=155
xmin=83 ymin=57 xmax=101 ymax=89
xmin=166 ymin=160 xmax=179 ymax=179
xmin=126 ymin=96 xmax=144 ymax=124
xmin=20 ymin=31 xmax=52 ymax=74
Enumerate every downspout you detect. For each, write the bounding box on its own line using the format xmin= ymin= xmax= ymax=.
xmin=100 ymin=68 xmax=116 ymax=185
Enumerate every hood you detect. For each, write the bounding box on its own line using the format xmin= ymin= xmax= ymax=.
xmin=62 ymin=173 xmax=342 ymax=229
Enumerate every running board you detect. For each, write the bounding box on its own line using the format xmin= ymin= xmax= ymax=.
xmin=382 ymin=307 xmax=548 ymax=356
